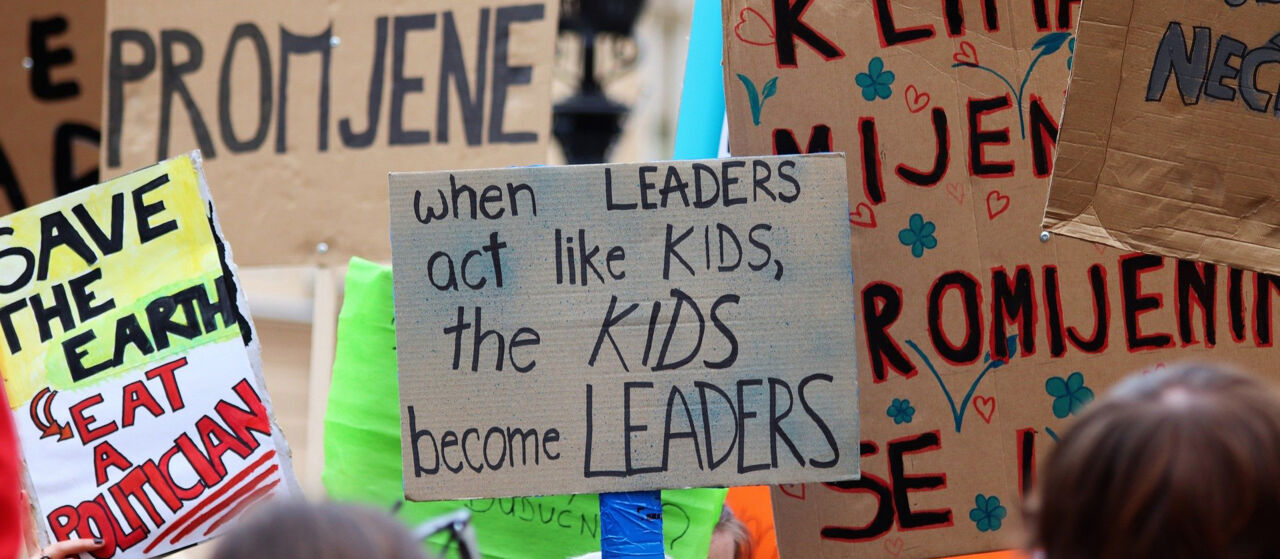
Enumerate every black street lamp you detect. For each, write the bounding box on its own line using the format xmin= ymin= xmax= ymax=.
xmin=552 ymin=0 xmax=647 ymax=164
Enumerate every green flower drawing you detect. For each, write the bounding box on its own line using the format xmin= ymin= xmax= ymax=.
xmin=886 ymin=398 xmax=916 ymax=425
xmin=969 ymin=494 xmax=1007 ymax=532
xmin=898 ymin=213 xmax=938 ymax=258
xmin=1046 ymin=372 xmax=1094 ymax=419
xmin=855 ymin=57 xmax=895 ymax=101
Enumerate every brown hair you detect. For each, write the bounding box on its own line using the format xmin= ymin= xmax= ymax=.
xmin=209 ymin=500 xmax=429 ymax=559
xmin=1029 ymin=363 xmax=1280 ymax=559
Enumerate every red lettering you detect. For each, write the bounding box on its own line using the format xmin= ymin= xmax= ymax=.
xmin=197 ymin=416 xmax=252 ymax=478
xmin=159 ymin=445 xmax=205 ymax=501
xmin=47 ymin=505 xmax=79 ymax=541
xmin=175 ymin=433 xmax=222 ymax=486
xmin=88 ymin=495 xmax=125 ymax=557
xmin=214 ymin=380 xmax=271 ymax=450
xmin=70 ymin=394 xmax=118 ymax=444
xmin=142 ymin=460 xmax=183 ymax=513
xmin=108 ymin=468 xmax=163 ymax=530
xmin=144 ymin=357 xmax=188 ymax=411
xmin=121 ymin=380 xmax=164 ymax=428
xmin=92 ymin=441 xmax=133 ymax=486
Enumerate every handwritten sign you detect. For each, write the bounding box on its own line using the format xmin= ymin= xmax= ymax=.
xmin=1046 ymin=0 xmax=1280 ymax=275
xmin=0 ymin=0 xmax=103 ymax=214
xmin=2 ymin=152 xmax=297 ymax=558
xmin=388 ymin=155 xmax=859 ymax=500
xmin=323 ymin=258 xmax=728 ymax=559
xmin=104 ymin=0 xmax=557 ymax=266
xmin=723 ymin=1 xmax=1279 ymax=557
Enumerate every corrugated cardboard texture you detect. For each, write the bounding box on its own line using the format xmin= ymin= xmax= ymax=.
xmin=0 ymin=0 xmax=103 ymax=214
xmin=103 ymin=0 xmax=556 ymax=265
xmin=388 ymin=155 xmax=860 ymax=500
xmin=722 ymin=1 xmax=1280 ymax=557
xmin=1045 ymin=0 xmax=1280 ymax=275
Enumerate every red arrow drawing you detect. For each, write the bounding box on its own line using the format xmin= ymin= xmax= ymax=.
xmin=29 ymin=388 xmax=73 ymax=442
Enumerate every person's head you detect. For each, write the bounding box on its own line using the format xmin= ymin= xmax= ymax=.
xmin=709 ymin=505 xmax=752 ymax=559
xmin=1029 ymin=362 xmax=1280 ymax=559
xmin=209 ymin=500 xmax=428 ymax=559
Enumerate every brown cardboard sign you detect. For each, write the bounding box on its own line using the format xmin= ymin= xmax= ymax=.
xmin=389 ymin=155 xmax=860 ymax=501
xmin=0 ymin=0 xmax=103 ymax=215
xmin=104 ymin=0 xmax=556 ymax=266
xmin=1045 ymin=0 xmax=1280 ymax=276
xmin=723 ymin=1 xmax=1280 ymax=557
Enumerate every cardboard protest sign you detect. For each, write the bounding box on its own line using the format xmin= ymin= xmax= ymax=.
xmin=0 ymin=0 xmax=103 ymax=214
xmin=103 ymin=0 xmax=557 ymax=266
xmin=722 ymin=1 xmax=1280 ymax=557
xmin=1 ymin=152 xmax=297 ymax=558
xmin=388 ymin=155 xmax=859 ymax=500
xmin=323 ymin=258 xmax=728 ymax=559
xmin=1045 ymin=0 xmax=1280 ymax=275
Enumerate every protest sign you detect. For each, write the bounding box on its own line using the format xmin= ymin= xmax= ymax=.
xmin=388 ymin=155 xmax=860 ymax=500
xmin=0 ymin=0 xmax=103 ymax=214
xmin=103 ymin=0 xmax=557 ymax=266
xmin=2 ymin=152 xmax=298 ymax=558
xmin=323 ymin=258 xmax=727 ymax=559
xmin=1045 ymin=0 xmax=1280 ymax=275
xmin=722 ymin=1 xmax=1280 ymax=557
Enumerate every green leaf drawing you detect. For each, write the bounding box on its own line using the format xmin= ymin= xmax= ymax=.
xmin=762 ymin=77 xmax=778 ymax=101
xmin=737 ymin=73 xmax=762 ymax=125
xmin=1033 ymin=32 xmax=1070 ymax=56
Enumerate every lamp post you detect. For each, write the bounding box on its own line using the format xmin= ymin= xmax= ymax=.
xmin=552 ymin=0 xmax=646 ymax=164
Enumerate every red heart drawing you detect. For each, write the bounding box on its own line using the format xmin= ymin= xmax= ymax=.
xmin=1144 ymin=363 xmax=1166 ymax=375
xmin=883 ymin=537 xmax=905 ymax=557
xmin=734 ymin=7 xmax=776 ymax=46
xmin=986 ymin=190 xmax=1010 ymax=220
xmin=953 ymin=41 xmax=979 ymax=66
xmin=904 ymin=85 xmax=930 ymax=113
xmin=973 ymin=396 xmax=996 ymax=423
xmin=778 ymin=484 xmax=806 ymax=500
xmin=1093 ymin=242 xmax=1107 ymax=255
xmin=945 ymin=182 xmax=965 ymax=204
xmin=849 ymin=202 xmax=877 ymax=228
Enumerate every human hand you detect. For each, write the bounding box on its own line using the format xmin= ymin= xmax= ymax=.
xmin=30 ymin=538 xmax=103 ymax=559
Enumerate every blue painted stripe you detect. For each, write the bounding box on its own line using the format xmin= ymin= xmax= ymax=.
xmin=672 ymin=0 xmax=726 ymax=160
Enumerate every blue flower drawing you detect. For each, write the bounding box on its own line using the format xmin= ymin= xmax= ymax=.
xmin=969 ymin=494 xmax=1007 ymax=532
xmin=1046 ymin=372 xmax=1094 ymax=419
xmin=856 ymin=57 xmax=895 ymax=101
xmin=886 ymin=398 xmax=916 ymax=425
xmin=898 ymin=213 xmax=938 ymax=258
